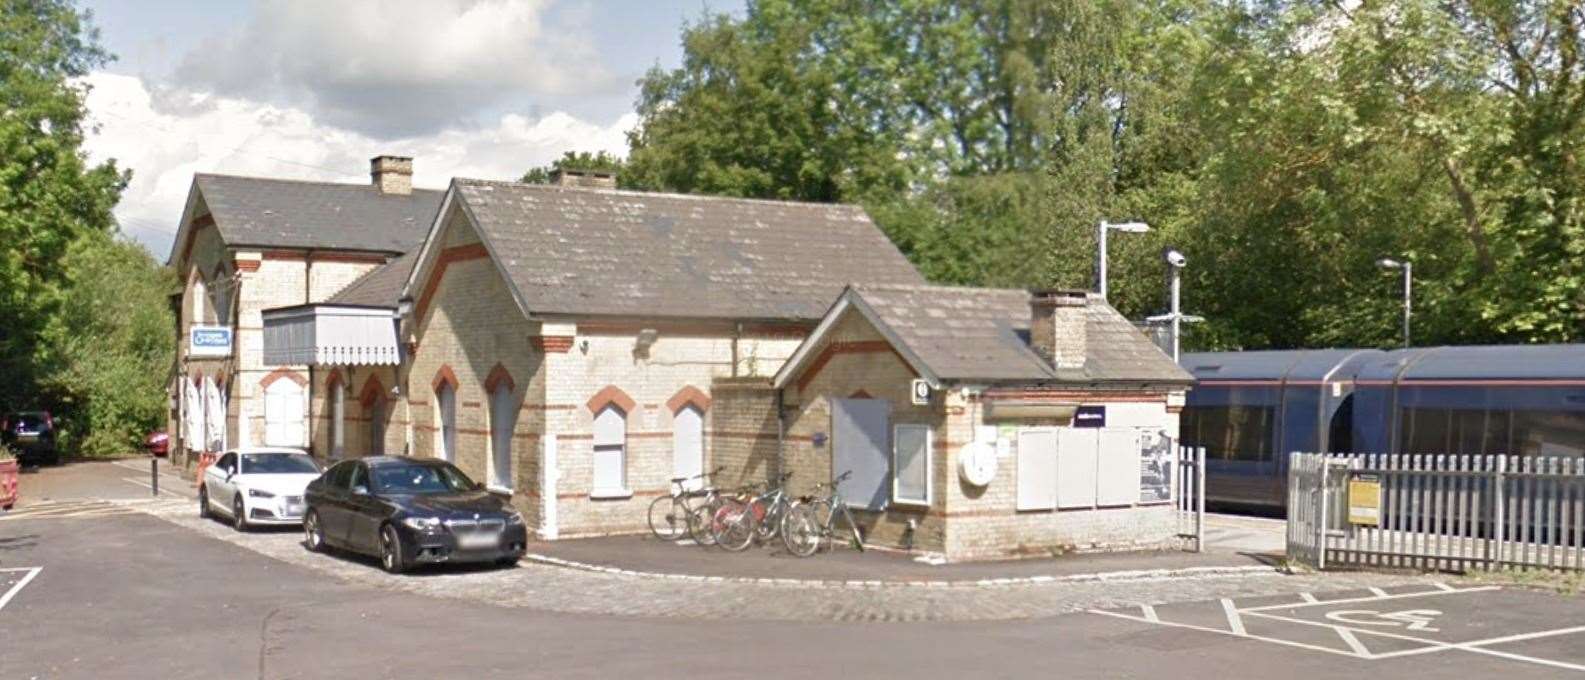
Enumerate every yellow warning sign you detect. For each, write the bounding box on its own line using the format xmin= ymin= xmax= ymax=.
xmin=1349 ymin=473 xmax=1381 ymax=526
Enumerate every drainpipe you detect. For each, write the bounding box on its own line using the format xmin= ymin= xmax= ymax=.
xmin=731 ymin=322 xmax=743 ymax=377
xmin=774 ymin=388 xmax=785 ymax=485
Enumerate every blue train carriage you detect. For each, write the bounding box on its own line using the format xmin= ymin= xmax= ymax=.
xmin=1351 ymin=344 xmax=1585 ymax=461
xmin=1179 ymin=349 xmax=1385 ymax=508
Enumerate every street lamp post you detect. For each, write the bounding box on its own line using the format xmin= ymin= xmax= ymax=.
xmin=1146 ymin=248 xmax=1203 ymax=362
xmin=1096 ymin=220 xmax=1150 ymax=300
xmin=1376 ymin=257 xmax=1412 ymax=348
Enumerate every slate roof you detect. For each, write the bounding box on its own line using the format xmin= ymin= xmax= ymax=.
xmin=449 ymin=179 xmax=926 ymax=320
xmin=848 ymin=284 xmax=1195 ymax=385
xmin=327 ymin=250 xmax=419 ymax=307
xmin=188 ymin=174 xmax=444 ymax=256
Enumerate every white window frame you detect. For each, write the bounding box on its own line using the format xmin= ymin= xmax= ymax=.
xmin=192 ymin=277 xmax=206 ymax=324
xmin=891 ymin=424 xmax=932 ymax=506
xmin=590 ymin=405 xmax=630 ymax=499
xmin=488 ymin=382 xmax=516 ymax=493
xmin=435 ymin=382 xmax=456 ymax=462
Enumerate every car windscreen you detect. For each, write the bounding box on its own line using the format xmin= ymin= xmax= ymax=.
xmin=10 ymin=414 xmax=47 ymax=431
xmin=240 ymin=453 xmax=320 ymax=475
xmin=370 ymin=463 xmax=477 ymax=495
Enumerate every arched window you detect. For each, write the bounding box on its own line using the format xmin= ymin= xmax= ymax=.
xmin=672 ymin=405 xmax=703 ymax=490
xmin=489 ymin=382 xmax=517 ymax=491
xmin=435 ymin=381 xmax=456 ymax=462
xmin=330 ymin=381 xmax=345 ymax=459
xmin=591 ymin=405 xmax=627 ymax=497
xmin=263 ymin=378 xmax=305 ymax=447
xmin=368 ymin=396 xmax=386 ymax=456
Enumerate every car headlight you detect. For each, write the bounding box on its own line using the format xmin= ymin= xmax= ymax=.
xmin=506 ymin=511 xmax=524 ymax=525
xmin=247 ymin=488 xmax=276 ymax=499
xmin=401 ymin=516 xmax=442 ymax=532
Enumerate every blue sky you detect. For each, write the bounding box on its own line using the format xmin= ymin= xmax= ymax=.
xmin=76 ymin=1 xmax=743 ymax=257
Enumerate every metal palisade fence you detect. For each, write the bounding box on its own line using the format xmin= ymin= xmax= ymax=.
xmin=1288 ymin=453 xmax=1585 ymax=572
xmin=1178 ymin=445 xmax=1207 ymax=553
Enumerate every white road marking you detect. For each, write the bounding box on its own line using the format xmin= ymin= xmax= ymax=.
xmin=1088 ymin=609 xmax=1367 ymax=659
xmin=1432 ymin=582 xmax=1458 ymax=592
xmin=1140 ymin=605 xmax=1159 ymax=623
xmin=1220 ymin=598 xmax=1247 ymax=635
xmin=0 ymin=567 xmax=42 ymax=612
xmin=1368 ymin=587 xmax=1390 ymax=597
xmin=1299 ymin=592 xmax=1319 ymax=603
xmin=1334 ymin=628 xmax=1373 ymax=657
xmin=1244 ymin=608 xmax=1585 ymax=673
xmin=121 ymin=476 xmax=194 ymax=498
xmin=1237 ymin=586 xmax=1499 ymax=612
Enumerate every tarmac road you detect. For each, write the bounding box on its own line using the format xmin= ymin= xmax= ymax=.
xmin=2 ymin=461 xmax=1581 ymax=679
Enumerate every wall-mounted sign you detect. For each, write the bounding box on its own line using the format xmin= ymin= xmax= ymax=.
xmin=811 ymin=432 xmax=827 ymax=448
xmin=1072 ymin=405 xmax=1106 ymax=428
xmin=910 ymin=379 xmax=931 ymax=405
xmin=1139 ymin=431 xmax=1173 ymax=502
xmin=189 ymin=325 xmax=233 ymax=358
xmin=1348 ymin=473 xmax=1381 ymax=526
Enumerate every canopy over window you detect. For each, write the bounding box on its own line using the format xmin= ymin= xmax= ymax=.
xmin=262 ymin=305 xmax=400 ymax=366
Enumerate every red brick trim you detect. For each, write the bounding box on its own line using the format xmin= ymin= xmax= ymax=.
xmin=980 ymin=389 xmax=1168 ymax=403
xmin=586 ymin=385 xmax=636 ymax=415
xmin=310 ymin=252 xmax=388 ymax=264
xmin=795 ymin=340 xmax=912 ymax=392
xmin=414 ymin=243 xmax=490 ymax=324
xmin=262 ymin=249 xmax=308 ymax=261
xmin=234 ymin=258 xmax=260 ymax=272
xmin=665 ymin=385 xmax=711 ymax=414
xmin=258 ymin=369 xmax=308 ymax=390
xmin=520 ymin=403 xmax=575 ymax=412
xmin=530 ymin=336 xmax=574 ymax=353
xmin=484 ymin=363 xmax=515 ymax=394
xmin=462 ymin=401 xmax=482 ymax=408
xmin=359 ymin=375 xmax=386 ymax=409
xmin=431 ymin=365 xmax=460 ymax=395
xmin=849 ymin=389 xmax=874 ymax=399
xmin=324 ymin=368 xmax=345 ymax=392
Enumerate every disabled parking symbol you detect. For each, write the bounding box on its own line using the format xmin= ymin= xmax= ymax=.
xmin=1324 ymin=608 xmax=1442 ymax=632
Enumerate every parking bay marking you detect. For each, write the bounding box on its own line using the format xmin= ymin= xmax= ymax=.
xmin=0 ymin=567 xmax=42 ymax=613
xmin=1092 ymin=585 xmax=1585 ymax=672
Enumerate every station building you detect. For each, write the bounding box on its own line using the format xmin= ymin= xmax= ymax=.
xmin=168 ymin=155 xmax=1197 ymax=558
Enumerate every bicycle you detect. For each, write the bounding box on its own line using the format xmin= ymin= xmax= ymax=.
xmin=646 ymin=466 xmax=724 ymax=541
xmin=712 ymin=471 xmax=794 ymax=552
xmin=781 ymin=470 xmax=865 ymax=557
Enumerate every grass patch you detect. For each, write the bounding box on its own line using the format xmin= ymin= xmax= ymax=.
xmin=1465 ymin=567 xmax=1585 ymax=595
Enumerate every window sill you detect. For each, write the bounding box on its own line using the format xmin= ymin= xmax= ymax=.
xmin=890 ymin=498 xmax=931 ymax=509
xmin=486 ymin=485 xmax=514 ymax=496
xmin=590 ymin=488 xmax=633 ymax=500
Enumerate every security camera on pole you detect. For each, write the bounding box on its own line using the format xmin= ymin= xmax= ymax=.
xmin=1146 ymin=247 xmax=1203 ymax=362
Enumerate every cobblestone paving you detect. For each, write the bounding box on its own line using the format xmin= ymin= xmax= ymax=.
xmin=124 ymin=498 xmax=1455 ymax=623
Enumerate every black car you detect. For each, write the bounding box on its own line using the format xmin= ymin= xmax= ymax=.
xmin=302 ymin=456 xmax=528 ymax=573
xmin=2 ymin=412 xmax=58 ymax=466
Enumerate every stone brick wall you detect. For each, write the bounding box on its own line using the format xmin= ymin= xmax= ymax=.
xmin=308 ymin=365 xmax=401 ymax=460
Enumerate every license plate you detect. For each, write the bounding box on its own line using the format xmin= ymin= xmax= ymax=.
xmin=284 ymin=502 xmax=304 ymax=516
xmin=457 ymin=533 xmax=498 ymax=550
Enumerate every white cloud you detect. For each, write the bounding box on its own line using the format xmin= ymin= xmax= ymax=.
xmin=173 ymin=0 xmax=622 ymax=137
xmin=81 ymin=71 xmax=635 ymax=259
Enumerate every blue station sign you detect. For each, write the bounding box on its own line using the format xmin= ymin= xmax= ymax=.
xmin=1072 ymin=405 xmax=1107 ymax=428
xmin=189 ymin=325 xmax=233 ymax=358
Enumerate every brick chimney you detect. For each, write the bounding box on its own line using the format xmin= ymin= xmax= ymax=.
xmin=370 ymin=155 xmax=413 ymax=195
xmin=1029 ymin=289 xmax=1090 ymax=370
xmin=549 ymin=168 xmax=617 ymax=189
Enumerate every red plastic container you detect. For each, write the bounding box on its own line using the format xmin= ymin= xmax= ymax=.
xmin=0 ymin=459 xmax=18 ymax=510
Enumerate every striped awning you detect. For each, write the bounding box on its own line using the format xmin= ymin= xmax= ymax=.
xmin=262 ymin=305 xmax=401 ymax=366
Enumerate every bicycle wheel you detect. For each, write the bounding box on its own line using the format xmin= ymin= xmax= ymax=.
xmin=755 ymin=499 xmax=784 ymax=543
xmin=687 ymin=497 xmax=719 ymax=546
xmin=713 ymin=499 xmax=757 ymax=552
xmin=647 ymin=495 xmax=687 ymax=541
xmin=781 ymin=501 xmax=826 ymax=557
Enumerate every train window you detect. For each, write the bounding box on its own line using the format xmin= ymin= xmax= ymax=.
xmin=1181 ymin=405 xmax=1274 ymax=462
xmin=1401 ymin=408 xmax=1451 ymax=455
xmin=1511 ymin=411 xmax=1585 ymax=458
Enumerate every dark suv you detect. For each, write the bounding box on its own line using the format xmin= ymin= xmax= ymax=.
xmin=3 ymin=412 xmax=59 ymax=466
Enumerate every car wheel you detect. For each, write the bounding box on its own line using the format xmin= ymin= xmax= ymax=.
xmin=379 ymin=525 xmax=406 ymax=574
xmin=232 ymin=496 xmax=249 ymax=532
xmin=303 ymin=510 xmax=325 ymax=553
xmin=198 ymin=486 xmax=211 ymax=519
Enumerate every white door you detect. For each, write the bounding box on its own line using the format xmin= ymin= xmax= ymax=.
xmin=831 ymin=398 xmax=891 ymax=510
xmin=672 ymin=405 xmax=703 ymax=490
xmin=1016 ymin=429 xmax=1058 ymax=511
xmin=436 ymin=383 xmax=456 ymax=461
xmin=264 ymin=380 xmax=306 ymax=447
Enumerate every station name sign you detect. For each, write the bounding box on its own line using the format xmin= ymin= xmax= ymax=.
xmin=189 ymin=325 xmax=233 ymax=358
xmin=1072 ymin=405 xmax=1106 ymax=428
